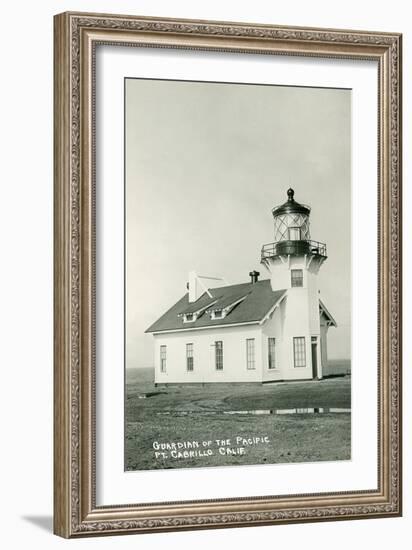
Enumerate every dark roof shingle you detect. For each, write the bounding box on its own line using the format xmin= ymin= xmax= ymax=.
xmin=177 ymin=294 xmax=216 ymax=315
xmin=145 ymin=279 xmax=286 ymax=333
xmin=205 ymin=290 xmax=250 ymax=312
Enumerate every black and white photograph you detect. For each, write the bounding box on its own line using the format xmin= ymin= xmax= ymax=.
xmin=0 ymin=0 xmax=406 ymax=544
xmin=125 ymin=78 xmax=351 ymax=471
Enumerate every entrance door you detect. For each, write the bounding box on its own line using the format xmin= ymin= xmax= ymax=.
xmin=311 ymin=337 xmax=318 ymax=379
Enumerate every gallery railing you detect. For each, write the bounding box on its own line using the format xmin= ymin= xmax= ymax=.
xmin=261 ymin=239 xmax=327 ymax=260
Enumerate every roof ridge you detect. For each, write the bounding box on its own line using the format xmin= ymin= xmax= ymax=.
xmin=209 ymin=278 xmax=269 ymax=292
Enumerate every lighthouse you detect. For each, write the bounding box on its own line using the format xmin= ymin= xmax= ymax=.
xmin=146 ymin=188 xmax=336 ymax=384
xmin=261 ymin=188 xmax=329 ymax=379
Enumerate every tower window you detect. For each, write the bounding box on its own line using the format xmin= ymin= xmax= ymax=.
xmin=186 ymin=343 xmax=194 ymax=372
xmin=268 ymin=337 xmax=276 ymax=369
xmin=160 ymin=345 xmax=167 ymax=373
xmin=215 ymin=341 xmax=223 ymax=370
xmin=291 ymin=269 xmax=303 ymax=287
xmin=293 ymin=337 xmax=306 ymax=368
xmin=246 ymin=338 xmax=255 ymax=370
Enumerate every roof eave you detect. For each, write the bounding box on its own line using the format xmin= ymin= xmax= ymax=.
xmin=259 ymin=290 xmax=287 ymax=325
xmin=148 ymin=320 xmax=261 ymax=335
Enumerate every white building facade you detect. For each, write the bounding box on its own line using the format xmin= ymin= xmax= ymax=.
xmin=146 ymin=189 xmax=336 ymax=384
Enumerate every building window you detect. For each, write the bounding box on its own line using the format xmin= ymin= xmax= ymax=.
xmin=186 ymin=343 xmax=194 ymax=372
xmin=288 ymin=227 xmax=301 ymax=240
xmin=246 ymin=338 xmax=255 ymax=370
xmin=293 ymin=337 xmax=306 ymax=367
xmin=215 ymin=341 xmax=223 ymax=370
xmin=160 ymin=345 xmax=167 ymax=373
xmin=268 ymin=337 xmax=276 ymax=370
xmin=291 ymin=269 xmax=303 ymax=287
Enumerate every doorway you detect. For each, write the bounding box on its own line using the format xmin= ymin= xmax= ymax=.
xmin=311 ymin=337 xmax=318 ymax=379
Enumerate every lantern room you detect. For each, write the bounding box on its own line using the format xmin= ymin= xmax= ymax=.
xmin=272 ymin=188 xmax=311 ymax=241
xmin=261 ymin=189 xmax=327 ymax=260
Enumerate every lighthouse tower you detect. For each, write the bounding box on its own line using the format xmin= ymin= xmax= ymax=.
xmin=261 ymin=189 xmax=328 ymax=380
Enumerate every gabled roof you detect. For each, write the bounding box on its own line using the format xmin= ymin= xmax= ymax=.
xmin=178 ymin=295 xmax=216 ymax=315
xmin=319 ymin=299 xmax=337 ymax=327
xmin=145 ymin=280 xmax=286 ymax=333
xmin=205 ymin=290 xmax=249 ymax=312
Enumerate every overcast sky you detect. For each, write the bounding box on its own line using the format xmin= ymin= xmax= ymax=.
xmin=125 ymin=78 xmax=351 ymax=369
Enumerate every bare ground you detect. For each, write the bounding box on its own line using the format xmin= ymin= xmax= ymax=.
xmin=125 ymin=369 xmax=351 ymax=471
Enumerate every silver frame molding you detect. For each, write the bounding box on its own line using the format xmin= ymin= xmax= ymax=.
xmin=54 ymin=11 xmax=402 ymax=538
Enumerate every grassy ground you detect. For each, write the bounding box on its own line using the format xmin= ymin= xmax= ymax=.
xmin=125 ymin=368 xmax=351 ymax=471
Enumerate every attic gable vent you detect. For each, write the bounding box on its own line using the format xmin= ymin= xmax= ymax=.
xmin=211 ymin=309 xmax=223 ymax=320
xmin=183 ymin=313 xmax=195 ymax=323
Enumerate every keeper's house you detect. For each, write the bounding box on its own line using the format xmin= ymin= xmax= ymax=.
xmin=146 ymin=189 xmax=336 ymax=384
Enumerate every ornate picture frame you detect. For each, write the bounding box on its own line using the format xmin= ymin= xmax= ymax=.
xmin=53 ymin=11 xmax=402 ymax=537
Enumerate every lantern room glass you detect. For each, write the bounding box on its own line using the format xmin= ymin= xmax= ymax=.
xmin=273 ymin=213 xmax=311 ymax=242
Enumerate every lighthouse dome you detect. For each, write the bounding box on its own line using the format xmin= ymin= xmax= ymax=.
xmin=272 ymin=188 xmax=310 ymax=217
